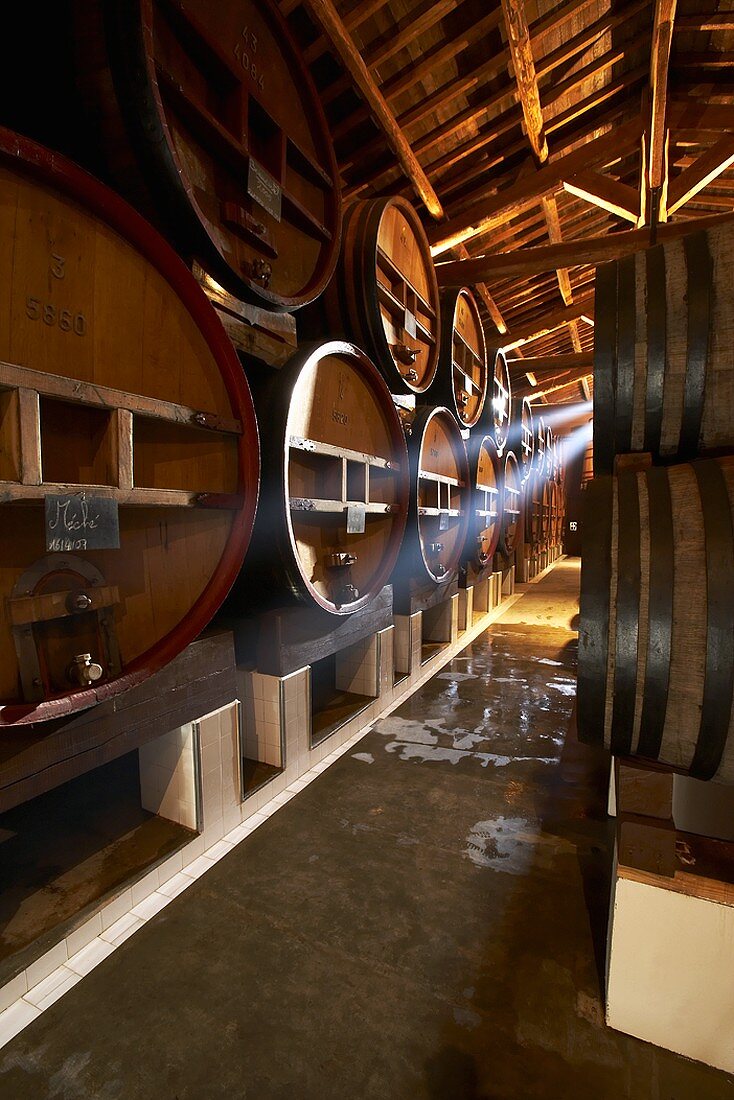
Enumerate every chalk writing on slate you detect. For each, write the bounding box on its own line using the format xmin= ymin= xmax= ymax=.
xmin=45 ymin=493 xmax=121 ymax=552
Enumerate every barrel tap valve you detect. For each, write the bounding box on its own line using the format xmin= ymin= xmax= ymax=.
xmin=67 ymin=653 xmax=104 ymax=688
xmin=246 ymin=259 xmax=272 ymax=287
xmin=324 ymin=552 xmax=358 ymax=569
xmin=394 ymin=343 xmax=419 ymax=367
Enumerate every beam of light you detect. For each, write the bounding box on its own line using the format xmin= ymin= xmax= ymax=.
xmin=526 ymin=372 xmax=537 ymax=386
xmin=558 ymin=418 xmax=593 ymax=465
xmin=528 ymin=401 xmax=593 ymax=430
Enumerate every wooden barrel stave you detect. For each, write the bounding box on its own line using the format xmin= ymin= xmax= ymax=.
xmin=230 ymin=341 xmax=409 ymax=615
xmin=75 ymin=0 xmax=341 ymax=311
xmin=594 ymin=221 xmax=734 ymax=473
xmin=578 ymin=456 xmax=734 ymax=782
xmin=0 ymin=129 xmax=259 ymax=725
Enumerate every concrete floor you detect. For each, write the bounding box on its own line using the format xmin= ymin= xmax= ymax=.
xmin=1 ymin=560 xmax=733 ymax=1099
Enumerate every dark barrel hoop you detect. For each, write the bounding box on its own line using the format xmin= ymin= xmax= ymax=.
xmin=498 ymin=449 xmax=522 ymax=557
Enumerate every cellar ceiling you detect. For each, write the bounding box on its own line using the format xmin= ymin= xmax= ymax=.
xmin=280 ymin=0 xmax=734 ymax=405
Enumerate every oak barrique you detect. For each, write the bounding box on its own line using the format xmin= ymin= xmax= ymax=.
xmin=434 ymin=287 xmax=488 ymax=428
xmin=229 ymin=341 xmax=409 ymax=615
xmin=465 ymin=433 xmax=502 ymax=573
xmin=594 ymin=221 xmax=734 ymax=473
xmin=324 ymin=197 xmax=441 ymax=395
xmin=393 ymin=406 xmax=470 ymax=589
xmin=490 ymin=349 xmax=512 ymax=453
xmin=498 ymin=450 xmax=522 ymax=557
xmin=76 ymin=0 xmax=341 ymax=311
xmin=0 ymin=129 xmax=259 ymax=726
xmin=578 ymin=456 xmax=734 ymax=782
xmin=509 ymin=395 xmax=535 ymax=483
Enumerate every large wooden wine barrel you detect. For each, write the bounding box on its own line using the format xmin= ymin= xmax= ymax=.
xmin=594 ymin=222 xmax=734 ymax=474
xmin=534 ymin=414 xmax=547 ymax=475
xmin=229 ymin=341 xmax=409 ymax=615
xmin=578 ymin=456 xmax=734 ymax=782
xmin=435 ymin=287 xmax=488 ymax=428
xmin=394 ymin=407 xmax=470 ymax=588
xmin=326 ymin=197 xmax=441 ymax=395
xmin=0 ymin=130 xmax=259 ymax=726
xmin=526 ymin=472 xmax=546 ymax=545
xmin=509 ymin=396 xmax=535 ymax=482
xmin=465 ymin=433 xmax=502 ymax=572
xmin=76 ymin=0 xmax=341 ymax=311
xmin=490 ymin=350 xmax=512 ymax=452
xmin=498 ymin=450 xmax=522 ymax=556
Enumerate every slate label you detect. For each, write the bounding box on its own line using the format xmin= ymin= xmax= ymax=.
xmin=247 ymin=159 xmax=282 ymax=222
xmin=45 ymin=492 xmax=120 ymax=552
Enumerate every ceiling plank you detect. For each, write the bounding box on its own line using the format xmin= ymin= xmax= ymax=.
xmin=667 ymin=136 xmax=734 ymax=214
xmin=301 ymin=0 xmax=444 ymax=218
xmin=502 ymin=295 xmax=595 ymax=351
xmin=507 ymin=351 xmax=594 ymax=372
xmin=435 ymin=210 xmax=734 ymax=283
xmin=501 ymin=0 xmax=548 ymax=161
xmin=563 ymin=169 xmax=641 ymax=222
xmin=429 ymin=117 xmax=643 ymax=253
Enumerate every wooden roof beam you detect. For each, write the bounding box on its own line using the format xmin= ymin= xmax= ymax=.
xmin=667 ymin=136 xmax=734 ymax=214
xmin=563 ymin=170 xmax=641 ymax=223
xmin=301 ymin=0 xmax=444 ymax=218
xmin=435 ymin=210 xmax=734 ymax=284
xmin=674 ymin=13 xmax=734 ymax=30
xmin=501 ymin=0 xmax=548 ymax=162
xmin=429 ymin=117 xmax=643 ymax=254
xmin=646 ymin=0 xmax=677 ymax=225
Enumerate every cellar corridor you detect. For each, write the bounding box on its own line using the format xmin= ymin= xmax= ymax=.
xmin=0 ymin=561 xmax=730 ymax=1099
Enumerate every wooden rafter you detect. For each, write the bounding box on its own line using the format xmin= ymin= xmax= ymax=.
xmin=563 ymin=170 xmax=641 ymax=222
xmin=301 ymin=0 xmax=444 ymax=218
xmin=501 ymin=0 xmax=548 ymax=162
xmin=429 ymin=117 xmax=643 ymax=253
xmin=667 ymin=136 xmax=734 ymax=215
xmin=507 ymin=352 xmax=594 ymax=372
xmin=435 ymin=210 xmax=734 ymax=283
xmin=502 ymin=296 xmax=595 ymax=351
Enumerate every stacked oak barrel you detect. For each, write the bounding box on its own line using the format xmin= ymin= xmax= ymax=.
xmin=578 ymin=220 xmax=734 ymax=783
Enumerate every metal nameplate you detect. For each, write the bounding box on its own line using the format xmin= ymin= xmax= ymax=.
xmin=404 ymin=309 xmax=417 ymax=338
xmin=347 ymin=504 xmax=366 ymax=534
xmin=247 ymin=159 xmax=282 ymax=222
xmin=45 ymin=492 xmax=120 ymax=552
xmin=439 ymin=511 xmax=449 ymax=531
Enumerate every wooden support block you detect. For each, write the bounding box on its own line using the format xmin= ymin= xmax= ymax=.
xmin=616 ymin=756 xmax=674 ymax=818
xmin=393 ymin=576 xmax=459 ymax=616
xmin=18 ymin=387 xmax=41 ymax=485
xmin=249 ymin=586 xmax=394 ymax=677
xmin=114 ymin=408 xmax=134 ymax=490
xmin=618 ymin=812 xmax=676 ymax=877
